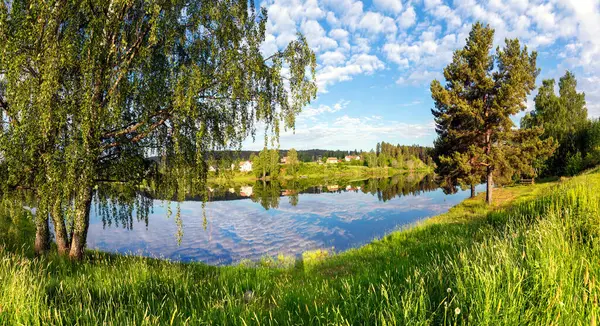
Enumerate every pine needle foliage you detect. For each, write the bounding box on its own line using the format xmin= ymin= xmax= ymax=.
xmin=521 ymin=71 xmax=588 ymax=175
xmin=431 ymin=22 xmax=556 ymax=204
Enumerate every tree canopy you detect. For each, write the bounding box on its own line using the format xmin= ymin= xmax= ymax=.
xmin=431 ymin=22 xmax=556 ymax=204
xmin=0 ymin=0 xmax=316 ymax=259
xmin=521 ymin=71 xmax=587 ymax=175
xmin=286 ymin=148 xmax=299 ymax=176
xmin=252 ymin=147 xmax=280 ymax=179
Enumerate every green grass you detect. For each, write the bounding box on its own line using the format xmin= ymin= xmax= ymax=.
xmin=2 ymin=169 xmax=600 ymax=324
xmin=207 ymin=162 xmax=433 ymax=186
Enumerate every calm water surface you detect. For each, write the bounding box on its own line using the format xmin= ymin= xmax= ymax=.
xmin=87 ymin=175 xmax=480 ymax=265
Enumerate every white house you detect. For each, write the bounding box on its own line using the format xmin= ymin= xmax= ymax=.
xmin=240 ymin=186 xmax=253 ymax=197
xmin=327 ymin=185 xmax=339 ymax=191
xmin=239 ymin=160 xmax=253 ymax=172
xmin=326 ymin=157 xmax=339 ymax=164
xmin=208 ymin=166 xmax=217 ymax=172
xmin=344 ymin=155 xmax=361 ymax=162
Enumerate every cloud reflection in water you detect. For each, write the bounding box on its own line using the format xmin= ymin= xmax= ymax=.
xmin=87 ymin=181 xmax=480 ymax=265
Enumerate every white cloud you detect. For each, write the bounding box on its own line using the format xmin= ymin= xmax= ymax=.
xmin=398 ymin=6 xmax=417 ymax=29
xmin=299 ymin=100 xmax=350 ymax=120
xmin=383 ymin=26 xmax=460 ymax=76
xmin=301 ymin=20 xmax=338 ymax=52
xmin=317 ymin=54 xmax=385 ymax=91
xmin=399 ymin=100 xmax=422 ymax=107
xmin=396 ymin=70 xmax=442 ymax=86
xmin=424 ymin=0 xmax=442 ymax=10
xmin=372 ymin=0 xmax=403 ymax=14
xmin=260 ymin=33 xmax=279 ymax=57
xmin=271 ymin=115 xmax=435 ymax=150
xmin=320 ymin=50 xmax=347 ymax=66
xmin=322 ymin=0 xmax=364 ymax=30
xmin=528 ymin=3 xmax=556 ymax=31
xmin=382 ymin=43 xmax=411 ymax=67
xmin=329 ymin=28 xmax=349 ymax=40
xmin=333 ymin=115 xmax=362 ymax=126
xmin=430 ymin=5 xmax=462 ymax=28
xmin=358 ymin=12 xmax=398 ymax=35
xmin=352 ymin=37 xmax=371 ymax=53
xmin=329 ymin=28 xmax=350 ymax=48
xmin=259 ymin=0 xmax=600 ymax=135
xmin=326 ymin=11 xmax=339 ymax=25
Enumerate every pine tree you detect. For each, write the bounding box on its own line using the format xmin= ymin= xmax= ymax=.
xmin=521 ymin=71 xmax=587 ymax=175
xmin=431 ymin=22 xmax=555 ymax=204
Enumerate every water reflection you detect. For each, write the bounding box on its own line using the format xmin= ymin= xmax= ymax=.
xmin=202 ymin=173 xmax=439 ymax=210
xmin=87 ymin=174 xmax=480 ymax=265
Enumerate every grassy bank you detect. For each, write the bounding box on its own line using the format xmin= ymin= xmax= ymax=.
xmin=2 ymin=169 xmax=600 ymax=324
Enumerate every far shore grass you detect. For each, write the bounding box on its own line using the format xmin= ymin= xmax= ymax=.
xmin=2 ymin=168 xmax=600 ymax=324
xmin=207 ymin=161 xmax=433 ymax=186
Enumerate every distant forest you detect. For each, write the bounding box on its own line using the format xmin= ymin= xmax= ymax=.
xmin=209 ymin=144 xmax=433 ymax=163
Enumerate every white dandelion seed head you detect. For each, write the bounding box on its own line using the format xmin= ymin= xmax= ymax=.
xmin=455 ymin=307 xmax=461 ymax=315
xmin=447 ymin=288 xmax=452 ymax=293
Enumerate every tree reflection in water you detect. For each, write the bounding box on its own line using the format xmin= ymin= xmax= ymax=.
xmin=95 ymin=183 xmax=154 ymax=231
xmin=245 ymin=173 xmax=438 ymax=210
xmin=93 ymin=173 xmax=439 ymax=230
xmin=250 ymin=180 xmax=282 ymax=210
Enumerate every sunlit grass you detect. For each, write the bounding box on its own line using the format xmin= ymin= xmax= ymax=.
xmin=2 ymin=169 xmax=600 ymax=324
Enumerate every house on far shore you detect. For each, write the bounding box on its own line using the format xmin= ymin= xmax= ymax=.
xmin=281 ymin=189 xmax=296 ymax=196
xmin=326 ymin=157 xmax=340 ymax=164
xmin=280 ymin=156 xmax=288 ymax=164
xmin=239 ymin=160 xmax=253 ymax=172
xmin=344 ymin=155 xmax=361 ymax=162
xmin=240 ymin=186 xmax=253 ymax=197
xmin=327 ymin=185 xmax=339 ymax=191
xmin=208 ymin=166 xmax=217 ymax=172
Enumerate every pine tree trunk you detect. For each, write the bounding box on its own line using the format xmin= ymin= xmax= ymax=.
xmin=486 ymin=168 xmax=493 ymax=204
xmin=51 ymin=199 xmax=70 ymax=256
xmin=485 ymin=127 xmax=493 ymax=205
xmin=34 ymin=215 xmax=50 ymax=256
xmin=69 ymin=186 xmax=93 ymax=260
xmin=470 ymin=184 xmax=476 ymax=198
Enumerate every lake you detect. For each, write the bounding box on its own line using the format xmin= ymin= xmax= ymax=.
xmin=87 ymin=174 xmax=479 ymax=265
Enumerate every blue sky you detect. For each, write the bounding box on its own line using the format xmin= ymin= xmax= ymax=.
xmin=242 ymin=0 xmax=600 ymax=151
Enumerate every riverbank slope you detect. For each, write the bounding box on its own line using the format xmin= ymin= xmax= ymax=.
xmin=1 ymin=168 xmax=599 ymax=324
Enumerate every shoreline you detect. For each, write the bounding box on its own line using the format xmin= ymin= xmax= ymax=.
xmin=4 ymin=169 xmax=598 ymax=324
xmin=207 ymin=164 xmax=434 ymax=186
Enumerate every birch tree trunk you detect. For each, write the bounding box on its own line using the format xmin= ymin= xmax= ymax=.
xmin=34 ymin=215 xmax=50 ymax=256
xmin=68 ymin=186 xmax=93 ymax=260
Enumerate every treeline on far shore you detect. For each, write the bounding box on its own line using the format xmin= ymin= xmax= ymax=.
xmin=203 ymin=143 xmax=434 ymax=182
xmin=200 ymin=143 xmax=433 ymax=164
